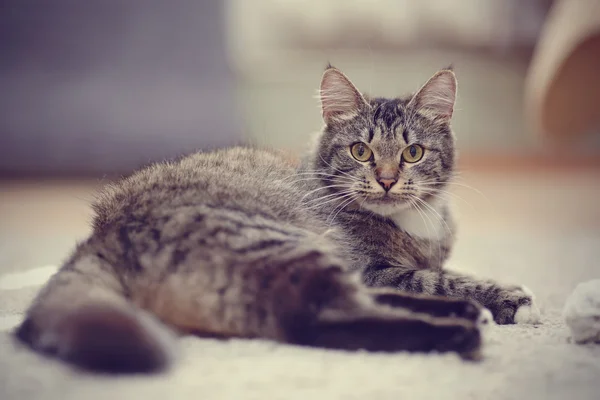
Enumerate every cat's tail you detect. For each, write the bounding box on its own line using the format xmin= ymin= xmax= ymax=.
xmin=14 ymin=244 xmax=176 ymax=374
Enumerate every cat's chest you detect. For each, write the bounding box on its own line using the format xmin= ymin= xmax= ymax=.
xmin=338 ymin=201 xmax=454 ymax=271
xmin=389 ymin=203 xmax=448 ymax=240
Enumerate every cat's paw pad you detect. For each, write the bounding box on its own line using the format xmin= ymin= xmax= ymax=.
xmin=514 ymin=286 xmax=541 ymax=325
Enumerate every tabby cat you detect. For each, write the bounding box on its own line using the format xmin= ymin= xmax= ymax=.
xmin=15 ymin=66 xmax=540 ymax=374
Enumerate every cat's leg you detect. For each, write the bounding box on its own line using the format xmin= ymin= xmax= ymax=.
xmin=16 ymin=240 xmax=177 ymax=373
xmin=368 ymin=288 xmax=493 ymax=327
xmin=306 ymin=309 xmax=482 ymax=360
xmin=363 ymin=266 xmax=540 ymax=325
xmin=270 ymin=264 xmax=481 ymax=358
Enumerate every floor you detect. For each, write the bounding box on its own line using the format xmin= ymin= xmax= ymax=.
xmin=1 ymin=167 xmax=600 ymax=399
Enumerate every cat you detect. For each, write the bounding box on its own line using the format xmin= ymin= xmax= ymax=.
xmin=14 ymin=66 xmax=538 ymax=374
xmin=301 ymin=65 xmax=541 ymax=325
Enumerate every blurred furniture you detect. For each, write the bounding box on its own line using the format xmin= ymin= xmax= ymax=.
xmin=0 ymin=1 xmax=241 ymax=176
xmin=525 ymin=0 xmax=600 ymax=143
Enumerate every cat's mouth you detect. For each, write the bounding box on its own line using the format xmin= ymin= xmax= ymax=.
xmin=369 ymin=195 xmax=398 ymax=204
xmin=359 ymin=193 xmax=412 ymax=215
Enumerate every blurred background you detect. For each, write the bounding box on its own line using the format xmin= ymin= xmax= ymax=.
xmin=1 ymin=0 xmax=600 ymax=176
xmin=1 ymin=1 xmax=600 ymax=298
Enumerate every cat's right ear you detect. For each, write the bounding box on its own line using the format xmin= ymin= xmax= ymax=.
xmin=320 ymin=66 xmax=369 ymax=125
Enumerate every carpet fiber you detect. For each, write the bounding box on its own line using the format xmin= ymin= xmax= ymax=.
xmin=1 ymin=173 xmax=599 ymax=399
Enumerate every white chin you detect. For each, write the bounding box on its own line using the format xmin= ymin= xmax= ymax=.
xmin=361 ymin=200 xmax=411 ymax=216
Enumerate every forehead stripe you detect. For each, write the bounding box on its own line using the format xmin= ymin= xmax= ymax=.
xmin=402 ymin=125 xmax=409 ymax=143
xmin=368 ymin=127 xmax=374 ymax=142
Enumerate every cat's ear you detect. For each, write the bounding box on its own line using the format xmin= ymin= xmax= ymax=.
xmin=408 ymin=69 xmax=457 ymax=122
xmin=320 ymin=66 xmax=369 ymax=124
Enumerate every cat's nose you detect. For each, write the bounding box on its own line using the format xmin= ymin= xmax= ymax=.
xmin=375 ymin=165 xmax=398 ymax=191
xmin=377 ymin=178 xmax=397 ymax=191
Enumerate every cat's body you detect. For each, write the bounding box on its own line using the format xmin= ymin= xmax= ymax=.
xmin=16 ymin=66 xmax=540 ymax=374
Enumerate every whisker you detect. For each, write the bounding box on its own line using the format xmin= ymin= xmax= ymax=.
xmin=318 ymin=193 xmax=357 ymax=215
xmin=281 ymin=173 xmax=359 ymax=184
xmin=318 ymin=154 xmax=360 ymax=181
xmin=327 ymin=195 xmax=357 ymax=225
xmin=299 ymin=184 xmax=353 ymax=202
xmin=302 ymin=191 xmax=356 ymax=211
xmin=303 ymin=188 xmax=355 ymax=203
xmin=414 ymin=187 xmax=476 ymax=211
xmin=414 ymin=180 xmax=490 ymax=204
xmin=302 ymin=188 xmax=356 ymax=205
xmin=352 ymin=193 xmax=370 ymax=219
xmin=407 ymin=197 xmax=435 ymax=258
xmin=282 ymin=177 xmax=358 ymax=188
xmin=412 ymin=196 xmax=453 ymax=239
xmin=286 ymin=170 xmax=357 ymax=178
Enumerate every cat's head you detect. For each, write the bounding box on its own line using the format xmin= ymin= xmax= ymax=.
xmin=313 ymin=65 xmax=457 ymax=216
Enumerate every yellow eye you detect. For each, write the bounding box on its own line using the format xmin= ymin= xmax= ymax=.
xmin=350 ymin=142 xmax=373 ymax=162
xmin=402 ymin=144 xmax=424 ymax=163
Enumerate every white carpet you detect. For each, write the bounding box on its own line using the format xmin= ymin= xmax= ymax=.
xmin=1 ymin=229 xmax=599 ymax=400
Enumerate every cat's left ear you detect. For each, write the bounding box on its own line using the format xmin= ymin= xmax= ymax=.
xmin=408 ymin=69 xmax=457 ymax=122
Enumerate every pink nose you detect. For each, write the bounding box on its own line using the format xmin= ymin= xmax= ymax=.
xmin=377 ymin=178 xmax=397 ymax=191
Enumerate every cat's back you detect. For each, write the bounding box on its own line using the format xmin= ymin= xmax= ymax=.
xmin=92 ymin=147 xmax=308 ymax=231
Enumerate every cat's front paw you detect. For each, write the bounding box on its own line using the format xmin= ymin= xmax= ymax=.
xmin=494 ymin=285 xmax=541 ymax=325
xmin=513 ymin=286 xmax=541 ymax=324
